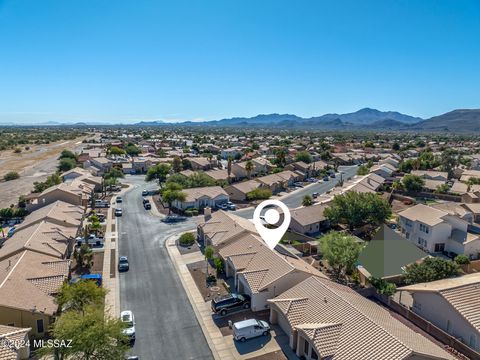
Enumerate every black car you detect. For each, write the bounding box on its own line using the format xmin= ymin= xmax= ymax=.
xmin=211 ymin=293 xmax=251 ymax=316
xmin=118 ymin=256 xmax=129 ymax=272
xmin=161 ymin=215 xmax=187 ymax=223
xmin=142 ymin=198 xmax=150 ymax=205
xmin=144 ymin=202 xmax=151 ymax=210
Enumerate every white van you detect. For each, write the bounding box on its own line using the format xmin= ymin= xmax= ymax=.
xmin=232 ymin=319 xmax=270 ymax=342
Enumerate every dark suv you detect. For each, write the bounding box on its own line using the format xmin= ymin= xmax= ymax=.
xmin=211 ymin=293 xmax=251 ymax=316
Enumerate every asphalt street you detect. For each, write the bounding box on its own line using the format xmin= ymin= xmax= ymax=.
xmin=236 ymin=165 xmax=358 ymax=219
xmin=118 ymin=176 xmax=212 ymax=360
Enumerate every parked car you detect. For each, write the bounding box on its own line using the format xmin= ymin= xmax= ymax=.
xmin=162 ymin=215 xmax=187 ymax=223
xmin=116 ymin=196 xmax=123 ymax=203
xmin=323 ymin=176 xmax=329 ymax=182
xmin=233 ymin=319 xmax=270 ymax=342
xmin=142 ymin=198 xmax=150 ymax=205
xmin=144 ymin=202 xmax=151 ymax=210
xmin=7 ymin=227 xmax=16 ymax=237
xmin=141 ymin=189 xmax=148 ymax=196
xmin=312 ymin=192 xmax=319 ymax=198
xmin=120 ymin=310 xmax=136 ymax=341
xmin=226 ymin=201 xmax=236 ymax=210
xmin=211 ymin=293 xmax=251 ymax=316
xmin=94 ymin=199 xmax=110 ymax=208
xmin=330 ymin=173 xmax=336 ymax=178
xmin=118 ymin=256 xmax=129 ymax=271
xmin=115 ymin=208 xmax=123 ymax=216
xmin=217 ymin=203 xmax=228 ymax=210
xmin=293 ymin=182 xmax=304 ymax=188
xmin=96 ymin=213 xmax=106 ymax=222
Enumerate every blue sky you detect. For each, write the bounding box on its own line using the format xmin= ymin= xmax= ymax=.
xmin=0 ymin=0 xmax=479 ymax=124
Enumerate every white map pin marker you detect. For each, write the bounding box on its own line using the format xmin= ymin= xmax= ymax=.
xmin=253 ymin=200 xmax=291 ymax=250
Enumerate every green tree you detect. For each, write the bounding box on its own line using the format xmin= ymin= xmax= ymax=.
xmin=103 ymin=168 xmax=124 ymax=180
xmin=302 ymin=195 xmax=313 ymax=207
xmin=440 ymin=149 xmax=457 ymax=179
xmin=172 ymin=156 xmax=182 ymax=173
xmin=108 ymin=146 xmax=125 ymax=156
xmin=435 ymin=183 xmax=450 ymax=194
xmin=37 ymin=306 xmax=128 ymax=360
xmin=319 ymin=232 xmax=362 ymax=279
xmin=295 ymin=151 xmax=312 ymax=164
xmin=56 ymin=281 xmax=106 ymax=313
xmin=162 ymin=183 xmax=186 ymax=214
xmin=392 ymin=142 xmax=400 ymax=151
xmin=370 ymin=277 xmax=396 ymax=296
xmin=145 ymin=163 xmax=171 ymax=187
xmin=454 ymin=254 xmax=470 ymax=265
xmin=4 ymin=171 xmax=20 ymax=181
xmin=58 ymin=157 xmax=77 ymax=172
xmin=356 ymin=165 xmax=369 ymax=176
xmin=214 ymin=257 xmax=224 ymax=276
xmin=275 ymin=148 xmax=287 ymax=167
xmin=324 ymin=192 xmax=392 ymax=231
xmin=402 ymin=174 xmax=425 ymax=192
xmin=124 ymin=143 xmax=141 ymax=156
xmin=59 ymin=149 xmax=78 ymax=160
xmin=404 ymin=257 xmax=459 ymax=285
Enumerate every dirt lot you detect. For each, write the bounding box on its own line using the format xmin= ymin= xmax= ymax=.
xmin=0 ymin=138 xmax=85 ymax=206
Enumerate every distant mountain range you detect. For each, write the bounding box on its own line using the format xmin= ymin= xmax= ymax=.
xmin=1 ymin=108 xmax=479 ymax=132
xmin=135 ymin=107 xmax=480 ymax=132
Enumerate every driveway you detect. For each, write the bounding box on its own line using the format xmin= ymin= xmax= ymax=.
xmin=236 ymin=165 xmax=358 ymax=219
xmin=118 ymin=175 xmax=212 ymax=360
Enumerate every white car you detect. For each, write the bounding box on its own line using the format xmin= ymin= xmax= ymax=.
xmin=121 ymin=310 xmax=136 ymax=341
xmin=233 ymin=319 xmax=270 ymax=342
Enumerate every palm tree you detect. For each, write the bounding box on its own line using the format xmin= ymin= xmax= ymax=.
xmin=245 ymin=160 xmax=254 ymax=179
xmin=162 ymin=182 xmax=187 ymax=214
xmin=227 ymin=156 xmax=233 ymax=184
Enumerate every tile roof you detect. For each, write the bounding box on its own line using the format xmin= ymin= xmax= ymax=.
xmin=182 ymin=186 xmax=228 ymax=202
xmin=0 ymin=221 xmax=76 ymax=260
xmin=16 ymin=200 xmax=83 ymax=230
xmin=269 ymin=276 xmax=454 ymax=360
xmin=399 ymin=273 xmax=480 ymax=334
xmin=0 ymin=325 xmax=30 ymax=360
xmin=0 ymin=250 xmax=69 ymax=315
xmin=398 ymin=204 xmax=448 ymax=226
xmin=290 ymin=204 xmax=328 ymax=226
xmin=197 ymin=211 xmax=257 ymax=246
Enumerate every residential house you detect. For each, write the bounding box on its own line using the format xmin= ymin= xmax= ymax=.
xmin=268 ymin=276 xmax=454 ymax=360
xmin=224 ymin=180 xmax=263 ymax=201
xmin=289 ymin=204 xmax=330 ymax=235
xmin=15 ymin=201 xmax=83 ymax=232
xmin=186 ymin=157 xmax=213 ymax=171
xmin=25 ymin=182 xmax=92 ymax=211
xmin=204 ymin=169 xmax=229 ymax=183
xmin=132 ymin=156 xmax=153 ymax=173
xmin=197 ymin=210 xmax=256 ymax=247
xmin=217 ymin=234 xmax=325 ymax=311
xmin=399 ymin=273 xmax=480 ymax=352
xmin=89 ymin=157 xmax=112 ymax=174
xmin=370 ymin=163 xmax=395 ymax=179
xmin=397 ymin=204 xmax=480 ymax=259
xmin=0 ymin=250 xmax=70 ymax=337
xmin=221 ymin=148 xmax=243 ymax=160
xmin=61 ymin=167 xmax=91 ymax=182
xmin=172 ymin=186 xmax=229 ymax=210
xmin=411 ymin=170 xmax=449 ymax=182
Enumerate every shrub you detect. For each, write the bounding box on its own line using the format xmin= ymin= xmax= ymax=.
xmin=185 ymin=208 xmax=199 ymax=216
xmin=454 ymin=254 xmax=470 ymax=265
xmin=206 ymin=274 xmax=216 ymax=283
xmin=4 ymin=171 xmax=20 ymax=181
xmin=214 ymin=257 xmax=224 ymax=275
xmin=246 ymin=188 xmax=272 ymax=201
xmin=179 ymin=232 xmax=195 ymax=246
xmin=370 ymin=277 xmax=397 ymax=296
xmin=13 ymin=147 xmax=22 ymax=153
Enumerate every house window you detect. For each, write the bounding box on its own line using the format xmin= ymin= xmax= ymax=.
xmin=434 ymin=243 xmax=445 ymax=252
xmin=311 ymin=349 xmax=319 ymax=359
xmin=37 ymin=319 xmax=44 ymax=333
xmin=7 ymin=323 xmax=14 ymax=327
xmin=405 ymin=219 xmax=413 ymax=227
xmin=419 ymin=223 xmax=430 ymax=234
